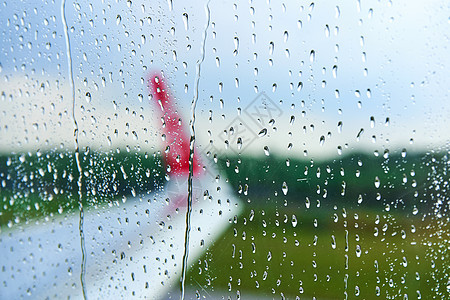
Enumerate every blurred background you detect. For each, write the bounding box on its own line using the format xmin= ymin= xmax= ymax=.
xmin=1 ymin=0 xmax=449 ymax=299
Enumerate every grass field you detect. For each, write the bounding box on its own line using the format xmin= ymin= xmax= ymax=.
xmin=186 ymin=205 xmax=447 ymax=299
xmin=181 ymin=152 xmax=448 ymax=299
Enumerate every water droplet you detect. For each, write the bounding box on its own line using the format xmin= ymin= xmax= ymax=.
xmin=272 ymin=83 xmax=277 ymax=92
xmin=328 ymin=235 xmax=336 ymax=251
xmin=243 ymin=184 xmax=248 ymax=196
xmin=337 ymin=121 xmax=343 ymax=133
xmin=355 ymin=286 xmax=360 ymax=296
xmin=269 ymin=41 xmax=274 ymax=55
xmin=374 ymin=176 xmax=380 ymax=188
xmin=85 ymin=92 xmax=91 ymax=103
xmin=282 ymin=182 xmax=288 ymax=195
xmin=310 ymin=50 xmax=316 ymax=62
xmin=283 ymin=31 xmax=289 ymax=42
xmin=375 ymin=286 xmax=381 ymax=296
xmin=234 ymin=36 xmax=239 ymax=54
xmin=172 ymin=50 xmax=177 ymax=61
xmin=319 ymin=135 xmax=325 ymax=146
xmin=291 ymin=214 xmax=298 ymax=227
xmin=325 ymin=24 xmax=330 ymax=37
xmin=332 ymin=65 xmax=338 ymax=78
xmin=116 ymin=15 xmax=122 ymax=25
xmin=258 ymin=128 xmax=267 ymax=137
xmin=305 ymin=197 xmax=311 ymax=208
xmin=401 ymin=230 xmax=407 ymax=239
xmin=285 ymin=49 xmax=290 ymax=58
xmin=237 ymin=137 xmax=242 ymax=150
xmin=335 ymin=6 xmax=341 ymax=18
xmin=370 ymin=116 xmax=375 ymax=128
xmin=290 ymin=115 xmax=295 ymax=125
xmin=263 ymin=146 xmax=270 ymax=156
xmin=356 ymin=128 xmax=364 ymax=141
xmin=402 ymin=256 xmax=408 ymax=267
xmin=182 ymin=12 xmax=189 ymax=31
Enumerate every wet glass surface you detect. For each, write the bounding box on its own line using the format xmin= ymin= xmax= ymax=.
xmin=1 ymin=0 xmax=449 ymax=299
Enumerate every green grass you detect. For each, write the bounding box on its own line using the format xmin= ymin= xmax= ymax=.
xmin=182 ymin=151 xmax=449 ymax=299
xmin=187 ymin=206 xmax=445 ymax=299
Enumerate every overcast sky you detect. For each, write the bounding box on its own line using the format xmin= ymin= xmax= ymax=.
xmin=1 ymin=0 xmax=449 ymax=159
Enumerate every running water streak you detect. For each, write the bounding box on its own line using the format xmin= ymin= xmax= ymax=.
xmin=181 ymin=1 xmax=212 ymax=299
xmin=61 ymin=1 xmax=88 ymax=299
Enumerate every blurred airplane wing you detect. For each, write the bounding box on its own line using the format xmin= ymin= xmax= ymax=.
xmin=0 ymin=72 xmax=241 ymax=299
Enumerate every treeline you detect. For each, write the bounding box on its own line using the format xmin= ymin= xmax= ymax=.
xmin=1 ymin=149 xmax=447 ymax=226
xmin=0 ymin=150 xmax=165 ymax=225
xmin=216 ymin=151 xmax=446 ymax=214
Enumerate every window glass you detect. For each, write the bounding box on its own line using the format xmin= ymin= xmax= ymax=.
xmin=1 ymin=0 xmax=449 ymax=299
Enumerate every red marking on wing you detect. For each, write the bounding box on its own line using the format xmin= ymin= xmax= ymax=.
xmin=147 ymin=71 xmax=202 ymax=176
